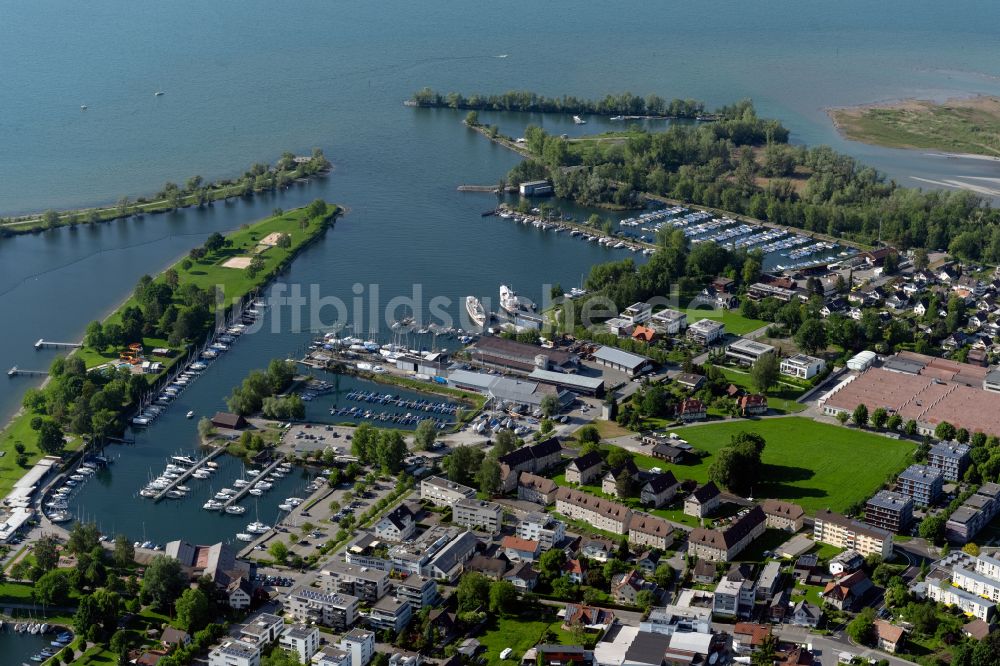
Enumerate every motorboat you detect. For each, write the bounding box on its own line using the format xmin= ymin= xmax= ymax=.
xmin=165 ymin=490 xmax=185 ymax=499
xmin=573 ymin=115 xmax=586 ymax=124
xmin=225 ymin=505 xmax=247 ymax=515
xmin=248 ymin=488 xmax=264 ymax=496
xmin=171 ymin=455 xmax=196 ymax=466
xmin=236 ymin=533 xmax=254 ymax=542
xmin=246 ymin=522 xmax=270 ymax=534
xmin=186 ymin=411 xmax=195 ymax=419
xmin=203 ymin=500 xmax=224 ymax=510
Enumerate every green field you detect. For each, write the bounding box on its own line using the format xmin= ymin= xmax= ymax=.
xmin=712 ymin=366 xmax=808 ymax=414
xmin=830 ymin=96 xmax=1000 ymax=157
xmin=719 ymin=310 xmax=769 ymax=335
xmin=641 ymin=417 xmax=915 ymax=513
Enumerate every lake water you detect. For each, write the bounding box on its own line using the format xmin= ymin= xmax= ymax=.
xmin=2 ymin=0 xmax=1000 ymax=542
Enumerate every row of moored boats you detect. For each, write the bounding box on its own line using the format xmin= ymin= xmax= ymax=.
xmin=45 ymin=456 xmax=110 ymax=523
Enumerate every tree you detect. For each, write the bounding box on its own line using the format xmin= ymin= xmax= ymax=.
xmin=68 ymin=522 xmax=101 ymax=555
xmin=37 ymin=420 xmax=66 ymax=455
xmin=836 ymin=411 xmax=849 ymax=426
xmin=376 ymin=430 xmax=407 ymax=474
xmin=538 ymin=548 xmax=567 ymax=581
xmin=654 ymin=563 xmax=675 ymax=588
xmin=351 ymin=422 xmax=379 ymax=463
xmin=750 ymin=353 xmax=779 ymax=394
xmin=871 ymin=407 xmax=888 ymax=430
xmin=540 ymin=394 xmax=559 ymax=418
xmin=488 ymin=580 xmax=519 ymax=616
xmin=919 ymin=514 xmax=946 ymax=544
xmin=34 ymin=570 xmax=70 ymax=605
xmin=615 ymin=473 xmax=635 ymax=498
xmin=33 ymin=534 xmax=60 ymax=574
xmin=750 ymin=632 xmax=778 ymax=666
xmin=444 ymin=446 xmax=485 ymax=487
xmin=606 ymin=447 xmax=632 ymax=470
xmin=197 ymin=417 xmax=214 ymax=440
xmin=963 ymin=542 xmax=981 ymax=556
xmin=113 ymin=534 xmax=135 ymax=568
xmin=264 ymin=539 xmax=290 ymax=565
xmin=635 ymin=589 xmax=656 ymax=610
xmin=794 ymin=319 xmax=827 ymax=355
xmin=456 ymin=571 xmax=490 ymax=612
xmin=852 ymin=403 xmax=869 ymax=427
xmin=935 ymin=421 xmax=957 ymax=441
xmin=175 ymin=588 xmax=211 ymax=633
xmin=577 ymin=425 xmax=600 ymax=448
xmin=413 ymin=419 xmax=437 ymax=451
xmin=464 ymin=110 xmax=479 ymax=126
xmin=476 ymin=456 xmax=502 ymax=496
xmin=708 ymin=431 xmax=766 ymax=495
xmin=492 ymin=429 xmax=519 ymax=457
xmin=847 ymin=607 xmax=876 ymax=646
xmin=141 ymin=555 xmax=186 ymax=610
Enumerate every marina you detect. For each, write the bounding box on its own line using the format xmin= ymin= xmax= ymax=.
xmin=144 ymin=447 xmax=226 ymax=502
xmin=218 ymin=457 xmax=289 ymax=513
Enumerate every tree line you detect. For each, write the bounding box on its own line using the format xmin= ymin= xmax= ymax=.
xmin=411 ymin=88 xmax=708 ymax=118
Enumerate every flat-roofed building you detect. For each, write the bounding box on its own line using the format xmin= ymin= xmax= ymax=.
xmin=780 ymin=354 xmax=826 ymax=380
xmin=897 ymin=464 xmax=944 ymax=506
xmin=320 ymin=561 xmax=389 ymax=602
xmin=865 ymin=490 xmax=914 ymax=534
xmin=208 ymin=640 xmax=261 ymax=666
xmin=239 ymin=613 xmax=284 ymax=645
xmin=686 ymin=319 xmax=725 ymax=346
xmin=929 ymin=442 xmax=971 ymax=482
xmin=527 ymin=368 xmax=605 ymax=397
xmin=622 ymin=302 xmax=652 ymax=325
xmin=651 ymin=309 xmax=688 ymax=335
xmin=420 ymin=476 xmax=476 ymax=507
xmin=395 ymin=574 xmax=438 ymax=609
xmin=517 ymin=513 xmax=566 ymax=550
xmin=748 ymin=282 xmax=795 ymax=302
xmin=367 ymin=596 xmax=412 ymax=633
xmin=946 ymin=482 xmax=1000 ymax=544
xmin=286 ymin=587 xmax=359 ymax=630
xmin=453 ymin=498 xmax=503 ymax=534
xmin=725 ymin=338 xmax=775 ymax=367
xmin=813 ymin=509 xmax=893 ymax=559
xmin=470 ymin=336 xmax=578 ymax=373
xmin=279 ymin=625 xmax=319 ymax=664
xmin=340 ymin=629 xmax=376 ymax=666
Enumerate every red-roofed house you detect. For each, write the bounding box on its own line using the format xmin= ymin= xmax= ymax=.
xmin=501 ymin=536 xmax=542 ymax=562
xmin=738 ymin=394 xmax=768 ymax=416
xmin=678 ymin=398 xmax=707 ymax=422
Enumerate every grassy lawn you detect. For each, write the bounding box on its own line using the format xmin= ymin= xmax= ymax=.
xmin=640 ymin=417 xmax=915 ymax=513
xmin=791 ymin=581 xmax=826 ymax=608
xmin=712 ymin=366 xmax=808 ymax=414
xmin=590 ymin=419 xmax=632 ymax=440
xmin=808 ymin=541 xmax=845 ymax=561
xmin=0 ymin=580 xmax=36 ymax=603
xmin=476 ymin=612 xmax=592 ymax=666
xmin=0 ymin=415 xmax=82 ymax=509
xmin=71 ymin=646 xmax=118 ymax=665
xmin=737 ymin=529 xmax=795 ymax=562
xmin=720 ymin=310 xmax=770 ymax=335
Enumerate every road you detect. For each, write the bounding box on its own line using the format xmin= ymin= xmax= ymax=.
xmin=771 ymin=625 xmax=917 ymax=666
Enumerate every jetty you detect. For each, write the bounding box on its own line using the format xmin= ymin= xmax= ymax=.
xmin=152 ymin=447 xmax=226 ymax=502
xmin=219 ymin=457 xmax=287 ymax=512
xmin=8 ymin=366 xmax=48 ymax=378
xmin=35 ymin=339 xmax=82 ymax=350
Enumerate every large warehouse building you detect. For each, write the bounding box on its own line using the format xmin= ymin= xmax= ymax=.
xmin=820 ymin=352 xmax=1000 ymax=437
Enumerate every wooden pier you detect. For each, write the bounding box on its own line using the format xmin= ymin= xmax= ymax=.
xmin=219 ymin=457 xmax=287 ymax=512
xmin=152 ymin=447 xmax=226 ymax=502
xmin=8 ymin=366 xmax=48 ymax=378
xmin=35 ymin=339 xmax=82 ymax=350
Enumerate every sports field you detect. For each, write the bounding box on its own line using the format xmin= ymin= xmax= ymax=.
xmin=635 ymin=417 xmax=914 ymax=513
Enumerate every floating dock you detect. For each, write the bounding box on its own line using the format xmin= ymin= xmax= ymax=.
xmin=8 ymin=366 xmax=48 ymax=377
xmin=35 ymin=339 xmax=83 ymax=350
xmin=152 ymin=447 xmax=226 ymax=502
xmin=218 ymin=457 xmax=287 ymax=512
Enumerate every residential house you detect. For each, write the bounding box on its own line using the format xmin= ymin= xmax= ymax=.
xmin=160 ymin=628 xmax=191 ymax=651
xmin=565 ymin=452 xmax=604 ymax=485
xmin=687 ymin=507 xmax=767 ymax=562
xmin=562 ymin=604 xmax=615 ymax=631
xmin=612 ymin=569 xmax=657 ymax=605
xmin=678 ymin=398 xmax=707 ymax=422
xmin=779 ymin=354 xmax=826 ymax=380
xmin=896 ymin=464 xmax=944 ymax=506
xmin=628 ymin=513 xmax=675 ymax=550
xmin=651 ymin=309 xmax=688 ymax=335
xmin=687 ymin=319 xmax=725 ymax=346
xmin=761 ymin=500 xmax=805 ymax=532
xmin=674 ymin=373 xmax=706 ymax=391
xmin=315 ymin=647 xmax=352 ymax=666
xmin=240 ymin=613 xmax=284 ymax=646
xmin=732 ymin=623 xmax=773 ymax=654
xmin=738 ymin=394 xmax=768 ymax=416
xmin=555 ymin=488 xmax=633 ymax=534
xmin=395 ymin=575 xmax=438 ymax=609
xmin=518 ymin=473 xmax=558 ymax=505
xmin=466 ymin=555 xmax=508 ymax=581
xmin=865 ymin=490 xmax=914 ymax=534
xmin=602 ymin=459 xmax=640 ymax=497
xmin=790 ymin=601 xmax=822 ymax=628
xmin=208 ymin=640 xmax=261 ymax=666
xmin=928 ymin=442 xmax=971 ymax=482
xmin=822 ymin=570 xmax=873 ymax=611
xmin=321 ymin=562 xmax=390 ymax=603
xmin=793 ymin=554 xmax=818 ymax=582
xmin=635 ymin=550 xmax=662 ymax=576
xmin=875 ymin=620 xmax=906 ymax=654
xmin=692 ymin=560 xmax=716 ymax=584
xmin=501 ymin=536 xmax=542 ymax=562
xmin=498 ymin=438 xmax=563 ymax=492
xmin=227 ymin=577 xmax=255 ymax=610
xmin=714 ymin=565 xmax=756 ymax=619
xmin=641 ymin=472 xmax=680 ymax=508
xmin=684 ymin=482 xmax=721 ymax=518
xmin=579 ymin=537 xmax=615 ymax=562
xmin=755 ymin=561 xmax=783 ymax=602
xmin=504 ymin=562 xmax=539 ymax=591
xmin=374 ymin=505 xmax=416 ymax=542
xmin=829 ymin=550 xmax=864 ymax=576
xmin=564 ymin=559 xmax=586 ymax=584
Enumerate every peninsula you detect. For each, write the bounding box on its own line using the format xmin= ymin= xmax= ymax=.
xmin=829 ymin=96 xmax=1000 ymax=158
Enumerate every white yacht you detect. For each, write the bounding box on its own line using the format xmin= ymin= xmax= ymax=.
xmin=465 ymin=296 xmax=487 ymax=327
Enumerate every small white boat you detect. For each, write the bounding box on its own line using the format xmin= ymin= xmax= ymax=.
xmin=225 ymin=505 xmax=246 ymax=515
xmin=236 ymin=533 xmax=254 ymax=542
xmin=249 ymin=488 xmax=264 ymax=496
xmin=186 ymin=411 xmax=195 ymax=419
xmin=573 ymin=115 xmax=586 ymax=124
xmin=80 ymin=104 xmax=88 ymax=110
xmin=154 ymin=91 xmax=165 ymax=96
